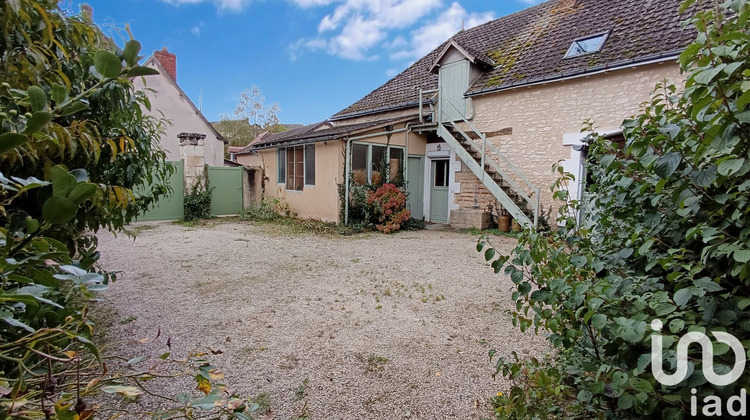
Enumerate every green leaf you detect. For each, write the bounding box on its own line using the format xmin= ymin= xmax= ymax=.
xmin=51 ymin=83 xmax=68 ymax=104
xmin=577 ymin=389 xmax=593 ymax=403
xmin=50 ymin=165 xmax=74 ymax=197
xmin=591 ymin=313 xmax=606 ymax=329
xmin=694 ymin=278 xmax=723 ymax=292
xmin=23 ymin=111 xmax=53 ymax=134
xmin=67 ymin=183 xmax=97 ymax=205
xmin=733 ymin=249 xmax=750 ymax=263
xmin=689 ymin=167 xmax=717 ymax=187
xmin=662 ymin=407 xmax=683 ymax=420
xmin=674 ymin=288 xmax=692 ymax=307
xmin=618 ymin=394 xmax=634 ymax=410
xmin=60 ymin=100 xmax=89 ymax=116
xmin=669 ymin=318 xmax=685 ymax=333
xmin=518 ymin=282 xmax=531 ymax=296
xmin=94 ymin=50 xmax=123 ymax=79
xmin=484 ymin=248 xmax=495 ymax=261
xmin=27 ymin=85 xmax=47 ymax=112
xmin=191 ymin=394 xmax=221 ymax=410
xmin=717 ymin=158 xmax=744 ymax=176
xmin=122 ymin=40 xmax=142 ymax=66
xmin=0 ymin=132 xmax=29 ymax=154
xmin=629 ymin=377 xmax=653 ymax=393
xmin=693 ymin=64 xmax=726 ymax=84
xmin=738 ymin=90 xmax=750 ymax=111
xmin=654 ymin=152 xmax=681 ymax=179
xmin=1 ymin=316 xmax=35 ymax=332
xmin=42 ymin=196 xmax=77 ymax=224
xmin=126 ymin=66 xmax=160 ymax=77
xmin=638 ymin=239 xmax=654 ymax=255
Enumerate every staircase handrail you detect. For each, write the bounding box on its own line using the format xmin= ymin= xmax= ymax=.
xmin=440 ymin=100 xmax=541 ymax=227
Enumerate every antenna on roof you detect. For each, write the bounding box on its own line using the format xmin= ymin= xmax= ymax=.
xmin=199 ymin=89 xmax=203 ymax=112
xmin=461 ymin=18 xmax=465 ymax=31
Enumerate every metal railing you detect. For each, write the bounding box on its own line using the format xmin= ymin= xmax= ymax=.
xmin=418 ymin=88 xmax=438 ymax=124
xmin=439 ymin=99 xmax=541 ymax=227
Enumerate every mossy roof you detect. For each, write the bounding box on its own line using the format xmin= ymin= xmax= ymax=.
xmin=332 ymin=0 xmax=706 ymax=120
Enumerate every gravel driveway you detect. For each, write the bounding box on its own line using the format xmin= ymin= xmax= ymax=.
xmin=95 ymin=219 xmax=548 ymax=419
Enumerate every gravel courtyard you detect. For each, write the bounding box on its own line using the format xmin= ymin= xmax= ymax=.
xmin=95 ymin=219 xmax=548 ymax=419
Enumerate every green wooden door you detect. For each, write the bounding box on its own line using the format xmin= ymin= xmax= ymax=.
xmin=430 ymin=160 xmax=449 ymax=223
xmin=406 ymin=156 xmax=424 ymax=219
xmin=208 ymin=166 xmax=243 ymax=216
xmin=138 ymin=160 xmax=185 ymax=221
xmin=439 ymin=60 xmax=469 ymax=122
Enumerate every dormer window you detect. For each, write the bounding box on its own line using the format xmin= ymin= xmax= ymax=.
xmin=564 ymin=32 xmax=608 ymax=58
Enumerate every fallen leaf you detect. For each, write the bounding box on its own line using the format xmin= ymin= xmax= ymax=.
xmin=101 ymin=386 xmax=144 ymax=397
xmin=196 ymin=375 xmax=211 ymax=394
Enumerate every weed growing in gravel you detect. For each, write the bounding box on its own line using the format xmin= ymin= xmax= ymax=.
xmin=253 ymin=393 xmax=272 ymax=415
xmin=120 ymin=315 xmax=137 ymax=325
xmin=362 ymin=354 xmax=390 ymax=372
xmin=294 ymin=378 xmax=310 ymax=401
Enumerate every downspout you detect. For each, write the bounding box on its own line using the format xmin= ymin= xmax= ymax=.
xmin=344 ymin=126 xmax=410 ymax=225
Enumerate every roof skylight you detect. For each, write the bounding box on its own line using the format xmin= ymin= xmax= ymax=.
xmin=564 ymin=33 xmax=608 ymax=58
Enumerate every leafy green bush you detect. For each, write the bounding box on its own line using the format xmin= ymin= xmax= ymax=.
xmin=481 ymin=1 xmax=750 ymax=418
xmin=183 ymin=169 xmax=213 ymax=221
xmin=402 ymin=217 xmax=426 ymax=231
xmin=242 ymin=194 xmax=290 ymax=221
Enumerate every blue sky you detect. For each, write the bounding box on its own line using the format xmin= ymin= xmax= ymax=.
xmin=69 ymin=0 xmax=540 ymax=125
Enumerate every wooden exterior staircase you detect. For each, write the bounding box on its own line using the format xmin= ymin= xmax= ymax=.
xmin=426 ymin=93 xmax=540 ymax=228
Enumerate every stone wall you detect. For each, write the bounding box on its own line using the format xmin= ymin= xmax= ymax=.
xmin=178 ymin=132 xmax=206 ymax=191
xmin=455 ymin=62 xmax=684 ymax=224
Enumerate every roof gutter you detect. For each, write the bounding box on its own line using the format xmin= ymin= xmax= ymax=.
xmin=330 ymin=99 xmax=434 ymax=122
xmin=468 ymin=51 xmax=683 ymax=97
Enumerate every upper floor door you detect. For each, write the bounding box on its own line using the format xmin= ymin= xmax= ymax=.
xmin=438 ymin=60 xmax=470 ymax=122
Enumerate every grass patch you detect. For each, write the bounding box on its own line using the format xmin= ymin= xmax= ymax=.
xmin=173 ymin=218 xmax=216 ymax=228
xmin=466 ymin=227 xmax=521 ymax=238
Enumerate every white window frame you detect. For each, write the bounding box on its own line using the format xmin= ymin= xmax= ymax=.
xmin=564 ymin=31 xmax=609 ymax=59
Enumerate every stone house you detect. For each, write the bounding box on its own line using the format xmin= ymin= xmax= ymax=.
xmin=236 ymin=0 xmax=704 ymax=227
xmin=133 ymin=47 xmax=226 ymax=167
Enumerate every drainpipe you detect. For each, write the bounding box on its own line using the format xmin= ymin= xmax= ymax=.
xmin=344 ymin=125 xmax=411 ymax=225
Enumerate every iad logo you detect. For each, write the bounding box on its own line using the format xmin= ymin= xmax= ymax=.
xmin=651 ymin=319 xmax=748 ymax=417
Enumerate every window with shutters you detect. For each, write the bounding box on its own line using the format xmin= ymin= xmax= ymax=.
xmin=278 ymin=144 xmax=316 ymax=191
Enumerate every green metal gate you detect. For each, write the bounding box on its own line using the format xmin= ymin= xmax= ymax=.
xmin=138 ymin=160 xmax=185 ymax=221
xmin=208 ymin=166 xmax=243 ymax=216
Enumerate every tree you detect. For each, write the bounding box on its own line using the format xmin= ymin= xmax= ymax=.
xmin=482 ymin=0 xmax=750 ymax=418
xmin=215 ymin=86 xmax=282 ymax=147
xmin=0 ymin=2 xmax=266 ymax=417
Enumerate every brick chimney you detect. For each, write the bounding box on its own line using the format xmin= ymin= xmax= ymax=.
xmin=153 ymin=47 xmax=177 ymax=82
xmin=80 ymin=4 xmax=93 ymax=20
xmin=559 ymin=0 xmax=578 ymax=7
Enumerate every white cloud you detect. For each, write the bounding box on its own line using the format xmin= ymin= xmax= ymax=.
xmin=390 ymin=2 xmax=493 ymax=61
xmin=291 ymin=0 xmax=442 ymax=61
xmin=160 ymin=0 xmax=253 ymax=12
xmin=191 ymin=21 xmax=205 ymax=36
xmin=288 ymin=0 xmax=338 ymax=7
xmin=385 ymin=67 xmax=399 ymax=77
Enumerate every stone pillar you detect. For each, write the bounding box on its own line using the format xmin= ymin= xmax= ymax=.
xmin=178 ymin=132 xmax=206 ymax=192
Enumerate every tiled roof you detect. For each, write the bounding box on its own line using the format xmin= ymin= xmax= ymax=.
xmin=332 ymin=0 xmax=705 ymax=119
xmin=241 ymin=115 xmax=418 ymax=151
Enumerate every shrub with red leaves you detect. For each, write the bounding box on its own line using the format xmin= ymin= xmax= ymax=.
xmin=366 ymin=183 xmax=411 ymax=233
